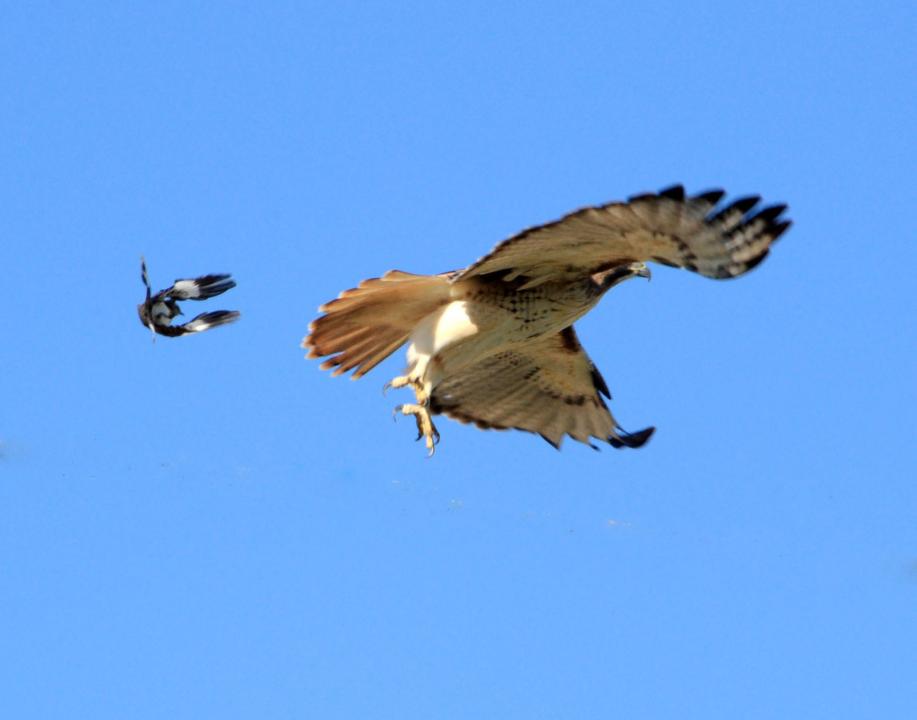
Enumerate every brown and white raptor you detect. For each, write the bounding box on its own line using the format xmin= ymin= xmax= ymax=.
xmin=303 ymin=185 xmax=790 ymax=455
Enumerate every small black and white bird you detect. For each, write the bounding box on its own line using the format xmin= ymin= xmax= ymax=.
xmin=138 ymin=257 xmax=240 ymax=338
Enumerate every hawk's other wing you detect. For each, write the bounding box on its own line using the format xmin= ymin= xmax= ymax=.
xmin=454 ymin=186 xmax=791 ymax=289
xmin=429 ymin=327 xmax=654 ymax=449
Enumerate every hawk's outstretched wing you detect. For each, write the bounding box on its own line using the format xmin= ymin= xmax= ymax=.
xmin=429 ymin=327 xmax=654 ymax=449
xmin=454 ymin=185 xmax=790 ymax=289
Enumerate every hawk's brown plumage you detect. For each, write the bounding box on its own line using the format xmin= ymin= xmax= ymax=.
xmin=304 ymin=185 xmax=791 ymax=454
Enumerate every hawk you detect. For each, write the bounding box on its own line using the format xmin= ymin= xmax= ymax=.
xmin=304 ymin=185 xmax=790 ymax=455
xmin=138 ymin=257 xmax=240 ymax=338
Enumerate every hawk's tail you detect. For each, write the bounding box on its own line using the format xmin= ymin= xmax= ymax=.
xmin=303 ymin=270 xmax=452 ymax=379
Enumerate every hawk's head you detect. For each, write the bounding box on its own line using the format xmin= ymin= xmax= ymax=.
xmin=593 ymin=261 xmax=651 ymax=290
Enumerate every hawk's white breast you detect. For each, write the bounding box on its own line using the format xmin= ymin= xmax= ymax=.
xmin=406 ymin=300 xmax=480 ymax=372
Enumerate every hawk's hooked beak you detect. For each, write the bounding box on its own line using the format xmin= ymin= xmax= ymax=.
xmin=631 ymin=262 xmax=651 ymax=281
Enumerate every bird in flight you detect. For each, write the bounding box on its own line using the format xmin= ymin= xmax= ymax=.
xmin=138 ymin=257 xmax=240 ymax=338
xmin=304 ymin=185 xmax=790 ymax=455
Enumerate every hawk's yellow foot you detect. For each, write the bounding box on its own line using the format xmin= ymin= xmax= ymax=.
xmin=394 ymin=403 xmax=440 ymax=456
xmin=383 ymin=375 xmax=428 ymax=404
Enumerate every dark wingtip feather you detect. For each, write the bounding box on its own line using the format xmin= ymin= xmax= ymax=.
xmin=659 ymin=184 xmax=685 ymax=201
xmin=539 ymin=433 xmax=562 ymax=450
xmin=693 ymin=189 xmax=725 ymax=205
xmin=771 ymin=220 xmax=792 ymax=241
xmin=708 ymin=195 xmax=760 ymax=225
xmin=590 ymin=364 xmax=611 ymax=399
xmin=608 ymin=426 xmax=655 ymax=449
xmin=752 ymin=204 xmax=788 ymax=224
xmin=729 ymin=195 xmax=761 ymax=215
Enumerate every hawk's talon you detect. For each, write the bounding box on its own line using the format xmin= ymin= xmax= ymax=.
xmin=383 ymin=375 xmax=414 ymax=396
xmin=411 ymin=414 xmax=425 ymax=442
xmin=394 ymin=402 xmax=440 ymax=456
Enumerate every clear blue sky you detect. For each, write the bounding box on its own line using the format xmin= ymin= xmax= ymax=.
xmin=2 ymin=2 xmax=915 ymax=718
